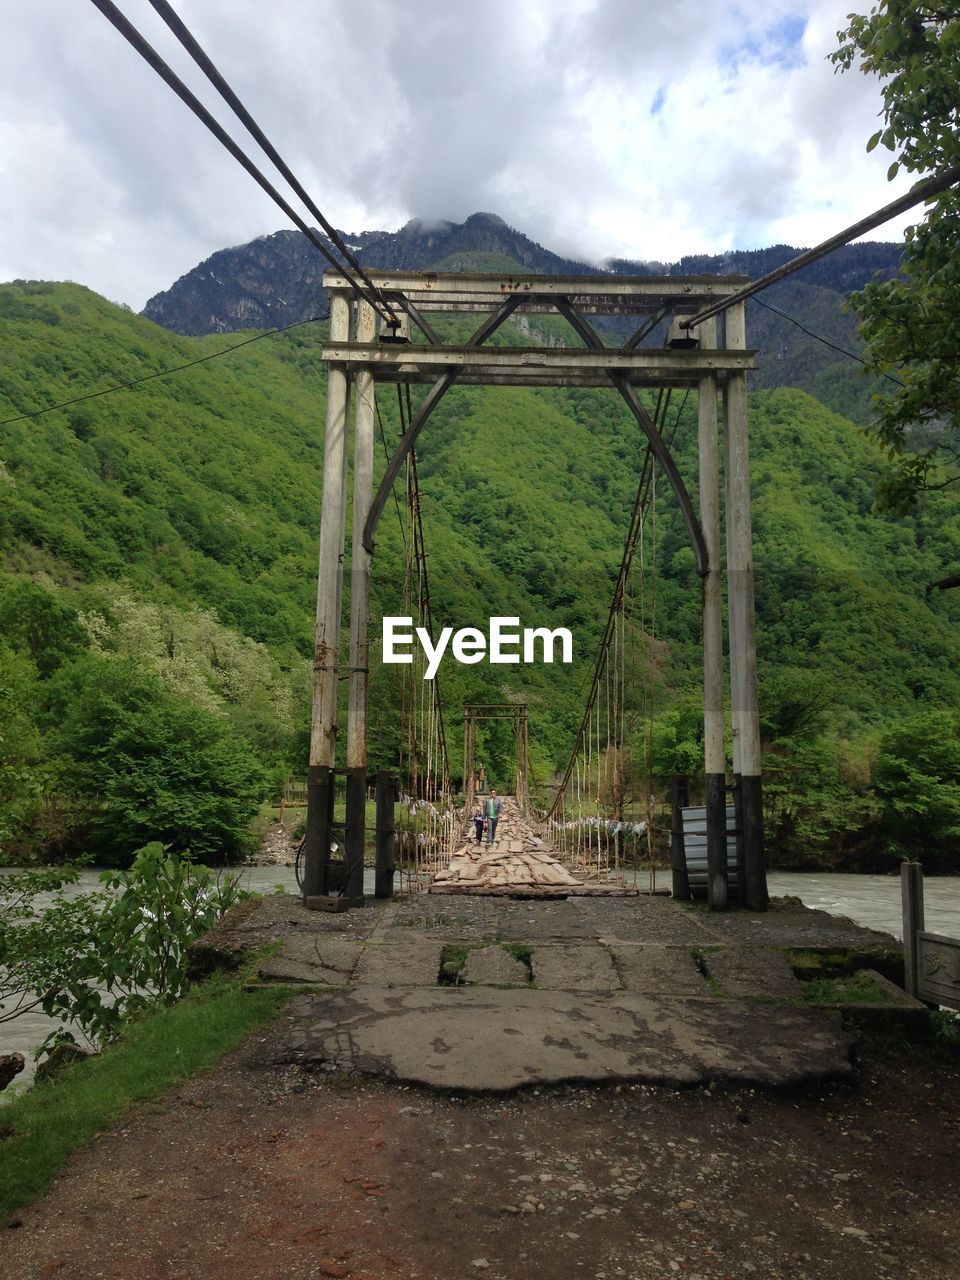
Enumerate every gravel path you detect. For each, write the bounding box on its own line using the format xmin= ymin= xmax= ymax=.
xmin=4 ymin=1033 xmax=959 ymax=1279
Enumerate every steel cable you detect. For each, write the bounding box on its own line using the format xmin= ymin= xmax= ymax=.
xmin=89 ymin=0 xmax=393 ymax=322
xmin=145 ymin=0 xmax=397 ymax=325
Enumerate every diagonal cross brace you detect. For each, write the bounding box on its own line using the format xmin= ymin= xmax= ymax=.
xmin=362 ymin=296 xmax=523 ymax=553
xmin=553 ymin=296 xmax=708 ymax=578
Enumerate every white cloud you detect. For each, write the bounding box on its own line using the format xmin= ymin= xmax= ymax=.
xmin=0 ymin=0 xmax=914 ymax=308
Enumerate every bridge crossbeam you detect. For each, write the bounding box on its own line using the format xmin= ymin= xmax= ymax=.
xmin=320 ymin=343 xmax=756 ymax=389
xmin=321 ymin=270 xmax=750 ymax=315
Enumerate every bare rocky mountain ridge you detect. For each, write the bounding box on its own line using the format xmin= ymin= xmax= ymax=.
xmin=141 ymin=211 xmax=902 ymax=419
xmin=141 ymin=212 xmax=597 ymax=336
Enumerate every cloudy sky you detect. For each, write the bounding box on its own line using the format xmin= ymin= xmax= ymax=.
xmin=1 ymin=0 xmax=912 ymax=310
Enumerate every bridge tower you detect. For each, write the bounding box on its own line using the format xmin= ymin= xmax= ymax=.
xmin=304 ymin=272 xmax=767 ymax=910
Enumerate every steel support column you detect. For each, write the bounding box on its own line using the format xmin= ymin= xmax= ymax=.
xmin=344 ymin=299 xmax=377 ymax=900
xmin=375 ymin=770 xmax=397 ymax=899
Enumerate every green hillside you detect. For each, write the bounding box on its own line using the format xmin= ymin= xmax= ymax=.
xmin=2 ymin=279 xmax=960 ymax=868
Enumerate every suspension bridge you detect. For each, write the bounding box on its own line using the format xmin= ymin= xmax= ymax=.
xmin=302 ymin=269 xmax=768 ymax=913
xmin=85 ymin=0 xmax=960 ymax=921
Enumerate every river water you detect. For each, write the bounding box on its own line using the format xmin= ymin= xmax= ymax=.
xmin=3 ymin=866 xmax=958 ymax=1094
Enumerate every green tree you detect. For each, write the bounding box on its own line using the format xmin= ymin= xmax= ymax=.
xmin=0 ymin=578 xmax=88 ymax=677
xmin=648 ymin=693 xmax=706 ymax=785
xmin=873 ymin=708 xmax=960 ymax=865
xmin=759 ymin=671 xmax=879 ymax=868
xmin=0 ymin=645 xmax=49 ymax=853
xmin=45 ymin=656 xmax=269 ymax=864
xmin=832 ymin=2 xmax=960 ymax=510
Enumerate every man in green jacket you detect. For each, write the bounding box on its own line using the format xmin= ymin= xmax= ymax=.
xmin=485 ymin=789 xmax=502 ymax=846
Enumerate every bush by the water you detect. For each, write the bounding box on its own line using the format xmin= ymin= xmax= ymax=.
xmin=0 ymin=844 xmax=247 ymax=1055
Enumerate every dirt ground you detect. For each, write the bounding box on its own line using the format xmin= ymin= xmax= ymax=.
xmin=4 ymin=1025 xmax=959 ymax=1280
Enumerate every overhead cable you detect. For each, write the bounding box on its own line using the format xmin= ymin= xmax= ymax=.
xmin=144 ymin=0 xmax=396 ymax=324
xmin=88 ymin=0 xmax=393 ymax=323
xmin=398 ymin=384 xmax=452 ymax=794
xmin=375 ymin=401 xmax=408 ymax=552
xmin=683 ymin=160 xmax=960 ymax=329
xmin=0 ymin=312 xmax=327 ymax=427
xmin=553 ymin=391 xmax=672 ymax=815
xmin=753 ymin=296 xmax=905 ymax=387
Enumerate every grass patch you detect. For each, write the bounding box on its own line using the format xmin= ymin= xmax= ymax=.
xmin=932 ymin=1010 xmax=960 ymax=1050
xmin=503 ymin=943 xmax=533 ymax=965
xmin=691 ymin=947 xmax=727 ymax=997
xmin=785 ymin=948 xmax=875 ymax=981
xmin=439 ymin=943 xmax=474 ymax=984
xmin=785 ymin=948 xmax=904 ymax=985
xmin=236 ymin=938 xmax=283 ymax=984
xmin=0 ymin=978 xmax=290 ymax=1220
xmin=800 ymin=971 xmax=891 ymax=1004
xmin=848 ymin=1009 xmax=959 ymax=1060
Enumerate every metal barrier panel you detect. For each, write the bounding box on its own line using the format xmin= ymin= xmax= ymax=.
xmin=681 ymin=804 xmax=738 ymax=897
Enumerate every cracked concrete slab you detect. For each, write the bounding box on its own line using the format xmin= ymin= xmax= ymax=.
xmin=353 ymin=940 xmax=445 ymax=987
xmin=257 ymin=935 xmax=363 ymax=985
xmin=704 ymin=947 xmax=804 ymax=1000
xmin=611 ymin=945 xmax=710 ymax=995
xmin=461 ymin=945 xmax=530 ymax=986
xmin=277 ymin=987 xmax=854 ymax=1092
xmin=530 ymin=944 xmax=621 ymax=991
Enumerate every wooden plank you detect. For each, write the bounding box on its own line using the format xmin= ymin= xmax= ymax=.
xmin=427 ymin=883 xmax=641 ymax=897
xmin=902 ymin=862 xmax=924 ymax=999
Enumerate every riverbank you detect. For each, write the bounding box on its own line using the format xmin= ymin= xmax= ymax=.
xmin=0 ymin=979 xmax=289 ymax=1219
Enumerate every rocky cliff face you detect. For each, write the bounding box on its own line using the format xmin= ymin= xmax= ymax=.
xmin=142 ymin=211 xmax=901 ymax=339
xmin=141 ymin=212 xmax=598 ymax=337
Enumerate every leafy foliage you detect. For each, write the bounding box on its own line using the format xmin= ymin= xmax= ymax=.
xmin=0 ymin=864 xmax=95 ymax=1026
xmin=832 ymin=2 xmax=960 ymax=509
xmin=42 ymin=656 xmax=269 ymax=864
xmin=872 ymin=709 xmax=960 ymax=866
xmin=0 ymin=646 xmax=50 ymax=852
xmin=40 ymin=844 xmax=247 ymax=1049
xmin=758 ymin=671 xmax=880 ymax=870
xmin=0 ymin=846 xmax=247 ymax=1052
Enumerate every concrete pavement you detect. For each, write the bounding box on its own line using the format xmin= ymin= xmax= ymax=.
xmin=190 ymin=888 xmax=917 ymax=1093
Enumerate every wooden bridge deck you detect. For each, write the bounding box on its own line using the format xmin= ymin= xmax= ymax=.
xmin=431 ymin=796 xmax=638 ymax=896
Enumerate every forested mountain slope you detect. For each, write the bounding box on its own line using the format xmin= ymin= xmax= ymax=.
xmin=2 ymin=279 xmax=960 ymax=867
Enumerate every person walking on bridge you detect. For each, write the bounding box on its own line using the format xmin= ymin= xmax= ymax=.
xmin=485 ymin=789 xmax=502 ymax=846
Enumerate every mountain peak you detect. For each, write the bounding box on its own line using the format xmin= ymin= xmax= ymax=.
xmin=140 ymin=216 xmax=902 ymax=431
xmin=464 ymin=211 xmax=510 ymax=229
xmin=397 ymin=216 xmax=456 ymax=237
